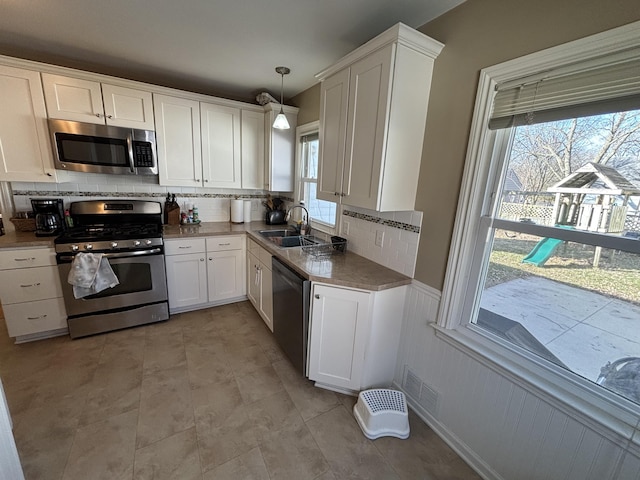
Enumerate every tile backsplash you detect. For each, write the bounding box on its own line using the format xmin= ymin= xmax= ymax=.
xmin=339 ymin=206 xmax=422 ymax=278
xmin=9 ymin=171 xmax=422 ymax=278
xmin=10 ymin=172 xmax=270 ymax=223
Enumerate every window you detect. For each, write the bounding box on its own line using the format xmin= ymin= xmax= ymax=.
xmin=295 ymin=122 xmax=337 ymax=232
xmin=439 ymin=22 xmax=640 ymax=425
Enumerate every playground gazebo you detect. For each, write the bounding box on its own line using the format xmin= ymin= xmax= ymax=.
xmin=547 ymin=162 xmax=640 ymax=233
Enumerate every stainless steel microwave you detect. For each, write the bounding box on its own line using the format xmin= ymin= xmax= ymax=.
xmin=48 ymin=119 xmax=158 ymax=175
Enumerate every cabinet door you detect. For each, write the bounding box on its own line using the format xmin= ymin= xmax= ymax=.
xmin=259 ymin=261 xmax=273 ymax=332
xmin=102 ymin=84 xmax=155 ymax=129
xmin=154 ymin=94 xmax=202 ymax=187
xmin=246 ymin=251 xmax=260 ymax=308
xmin=42 ymin=73 xmax=104 ymax=124
xmin=207 ymin=249 xmax=245 ymax=302
xmin=317 ymin=68 xmax=350 ymax=202
xmin=165 ymin=252 xmax=207 ymax=310
xmin=342 ymin=45 xmax=393 ymax=210
xmin=264 ymin=105 xmax=297 ymax=191
xmin=241 ymin=110 xmax=265 ymax=189
xmin=0 ymin=66 xmax=57 ymax=182
xmin=201 ymin=103 xmax=241 ymax=188
xmin=308 ymin=284 xmax=370 ymax=390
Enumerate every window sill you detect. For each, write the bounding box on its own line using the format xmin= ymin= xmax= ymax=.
xmin=431 ymin=322 xmax=640 ymax=445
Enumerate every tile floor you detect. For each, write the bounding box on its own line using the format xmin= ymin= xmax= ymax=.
xmin=0 ymin=301 xmax=480 ymax=480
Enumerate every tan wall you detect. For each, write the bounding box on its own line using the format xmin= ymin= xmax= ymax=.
xmin=290 ymin=83 xmax=320 ymax=126
xmin=414 ymin=0 xmax=640 ymax=289
xmin=289 ymin=0 xmax=640 ymax=289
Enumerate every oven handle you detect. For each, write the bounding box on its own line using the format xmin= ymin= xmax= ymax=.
xmin=58 ymin=248 xmax=162 ymax=263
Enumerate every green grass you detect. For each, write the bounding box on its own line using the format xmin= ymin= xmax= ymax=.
xmin=485 ymin=231 xmax=640 ymax=305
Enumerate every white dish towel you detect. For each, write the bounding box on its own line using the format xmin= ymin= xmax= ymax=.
xmin=67 ymin=252 xmax=119 ymax=299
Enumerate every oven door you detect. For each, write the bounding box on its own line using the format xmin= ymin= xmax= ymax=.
xmin=58 ymin=251 xmax=168 ymax=317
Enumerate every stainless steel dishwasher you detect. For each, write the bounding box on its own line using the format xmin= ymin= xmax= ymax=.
xmin=271 ymin=257 xmax=311 ymax=375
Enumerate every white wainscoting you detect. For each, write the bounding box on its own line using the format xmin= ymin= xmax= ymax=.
xmin=393 ymin=280 xmax=640 ymax=480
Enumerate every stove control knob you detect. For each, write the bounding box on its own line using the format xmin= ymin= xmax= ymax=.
xmin=85 ymin=244 xmax=93 ymax=251
xmin=71 ymin=245 xmax=79 ymax=252
xmin=145 ymin=239 xmax=152 ymax=246
xmin=133 ymin=240 xmax=141 ymax=247
xmin=111 ymin=242 xmax=118 ymax=249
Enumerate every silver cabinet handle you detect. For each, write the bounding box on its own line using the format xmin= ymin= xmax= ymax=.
xmin=200 ymin=258 xmax=204 ymax=262
xmin=106 ymin=115 xmax=113 ymax=119
xmin=27 ymin=315 xmax=47 ymax=320
xmin=208 ymin=257 xmax=212 ymax=261
xmin=14 ymin=257 xmax=36 ymax=262
xmin=95 ymin=113 xmax=102 ymax=118
xmin=178 ymin=246 xmax=192 ymax=249
xmin=218 ymin=243 xmax=230 ymax=246
xmin=334 ymin=192 xmax=339 ymax=196
xmin=20 ymin=283 xmax=41 ymax=288
xmin=315 ymin=294 xmax=320 ymax=299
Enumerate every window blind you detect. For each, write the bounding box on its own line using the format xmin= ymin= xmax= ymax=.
xmin=300 ymin=132 xmax=319 ymax=143
xmin=489 ymin=50 xmax=640 ymax=129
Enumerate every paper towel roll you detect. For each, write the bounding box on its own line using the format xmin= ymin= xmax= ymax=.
xmin=243 ymin=200 xmax=252 ymax=223
xmin=230 ymin=199 xmax=244 ymax=223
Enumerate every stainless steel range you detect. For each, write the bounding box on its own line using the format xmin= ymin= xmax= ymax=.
xmin=55 ymin=200 xmax=169 ymax=338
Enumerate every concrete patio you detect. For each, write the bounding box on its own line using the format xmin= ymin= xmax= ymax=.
xmin=480 ymin=276 xmax=640 ymax=383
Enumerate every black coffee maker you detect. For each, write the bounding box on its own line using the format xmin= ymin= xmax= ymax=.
xmin=31 ymin=198 xmax=65 ymax=237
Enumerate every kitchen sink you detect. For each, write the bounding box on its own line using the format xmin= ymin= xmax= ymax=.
xmin=258 ymin=228 xmax=299 ymax=238
xmin=256 ymin=229 xmax=323 ymax=248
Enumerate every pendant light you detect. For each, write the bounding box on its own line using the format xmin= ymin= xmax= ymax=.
xmin=273 ymin=66 xmax=290 ymax=130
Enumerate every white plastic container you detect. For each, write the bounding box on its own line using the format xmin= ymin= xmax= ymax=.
xmin=353 ymin=389 xmax=410 ymax=440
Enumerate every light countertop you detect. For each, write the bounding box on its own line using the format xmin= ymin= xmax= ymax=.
xmin=0 ymin=222 xmax=412 ymax=291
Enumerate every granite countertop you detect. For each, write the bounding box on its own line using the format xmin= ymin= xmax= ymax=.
xmin=0 ymin=231 xmax=56 ymax=249
xmin=0 ymin=222 xmax=411 ymax=291
xmin=164 ymin=221 xmax=411 ymax=291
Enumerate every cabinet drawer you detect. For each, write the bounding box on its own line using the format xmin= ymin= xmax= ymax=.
xmin=3 ymin=297 xmax=67 ymax=337
xmin=206 ymin=235 xmax=244 ymax=252
xmin=0 ymin=266 xmax=62 ymax=304
xmin=258 ymin=246 xmax=272 ymax=269
xmin=164 ymin=238 xmax=206 ymax=255
xmin=0 ymin=248 xmax=56 ymax=270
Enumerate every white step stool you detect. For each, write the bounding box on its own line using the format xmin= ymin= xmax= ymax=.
xmin=353 ymin=388 xmax=410 ymax=440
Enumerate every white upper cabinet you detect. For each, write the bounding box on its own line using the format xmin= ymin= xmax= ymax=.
xmin=201 ymin=103 xmax=241 ymax=188
xmin=263 ymin=103 xmax=299 ymax=192
xmin=154 ymin=94 xmax=202 ymax=187
xmin=0 ymin=65 xmax=57 ymax=182
xmin=316 ymin=23 xmax=444 ymax=211
xmin=42 ymin=73 xmax=154 ymax=129
xmin=241 ymin=110 xmax=265 ymax=190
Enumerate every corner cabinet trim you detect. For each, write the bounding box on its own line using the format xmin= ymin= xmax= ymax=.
xmin=315 ymin=22 xmax=444 ymax=81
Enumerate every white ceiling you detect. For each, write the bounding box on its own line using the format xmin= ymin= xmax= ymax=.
xmin=0 ymin=0 xmax=464 ymax=103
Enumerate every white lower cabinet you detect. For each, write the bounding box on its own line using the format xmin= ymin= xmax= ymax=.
xmin=0 ymin=247 xmax=67 ymax=341
xmin=308 ymin=282 xmax=407 ymax=394
xmin=246 ymin=238 xmax=273 ymax=331
xmin=164 ymin=236 xmax=246 ymax=313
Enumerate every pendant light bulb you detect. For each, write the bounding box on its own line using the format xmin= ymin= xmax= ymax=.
xmin=273 ymin=66 xmax=290 ymax=130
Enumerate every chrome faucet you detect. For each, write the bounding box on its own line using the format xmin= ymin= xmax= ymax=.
xmin=285 ymin=205 xmax=310 ymax=234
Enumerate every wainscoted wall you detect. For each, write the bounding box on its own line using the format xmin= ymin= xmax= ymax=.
xmin=340 ymin=206 xmax=422 ymax=277
xmin=394 ymin=281 xmax=640 ymax=480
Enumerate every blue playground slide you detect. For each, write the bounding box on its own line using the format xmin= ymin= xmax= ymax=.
xmin=522 ymin=237 xmax=563 ymax=266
